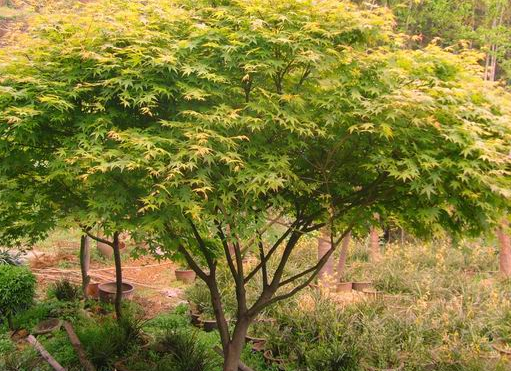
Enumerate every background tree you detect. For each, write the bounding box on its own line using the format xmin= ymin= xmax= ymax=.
xmin=1 ymin=1 xmax=510 ymax=371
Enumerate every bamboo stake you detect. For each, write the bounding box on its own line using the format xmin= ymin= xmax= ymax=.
xmin=63 ymin=321 xmax=96 ymax=371
xmin=27 ymin=335 xmax=67 ymax=371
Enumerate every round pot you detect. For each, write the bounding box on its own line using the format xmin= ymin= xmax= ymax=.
xmin=190 ymin=311 xmax=201 ymax=327
xmin=492 ymin=342 xmax=511 ymax=356
xmin=33 ymin=318 xmax=63 ymax=335
xmin=253 ymin=317 xmax=277 ymax=325
xmin=246 ymin=335 xmax=266 ymax=352
xmin=336 ymin=282 xmax=353 ymax=292
xmin=363 ymin=289 xmax=384 ymax=300
xmin=201 ymin=318 xmax=218 ymax=332
xmin=263 ymin=350 xmax=286 ymax=370
xmin=353 ymin=281 xmax=373 ymax=292
xmin=175 ymin=269 xmax=196 ymax=284
xmin=139 ymin=334 xmax=152 ymax=349
xmin=85 ymin=282 xmax=100 ymax=299
xmin=98 ymin=282 xmax=135 ymax=303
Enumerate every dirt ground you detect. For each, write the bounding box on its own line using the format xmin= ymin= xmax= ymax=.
xmin=24 ymin=234 xmax=187 ymax=318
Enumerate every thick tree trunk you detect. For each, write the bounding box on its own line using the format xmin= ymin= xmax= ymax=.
xmin=336 ymin=231 xmax=351 ymax=279
xmin=222 ymin=319 xmax=250 ymax=371
xmin=79 ymin=235 xmax=91 ymax=298
xmin=497 ymin=219 xmax=511 ymax=278
xmin=317 ymin=229 xmax=334 ymax=286
xmin=112 ymin=232 xmax=123 ymax=320
xmin=369 ymin=226 xmax=381 ymax=263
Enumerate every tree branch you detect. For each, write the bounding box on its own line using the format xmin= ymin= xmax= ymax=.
xmin=244 ymin=218 xmax=300 ymax=283
xmin=82 ymin=228 xmax=113 ymax=247
xmin=262 ymin=224 xmax=355 ymax=309
xmin=187 ymin=217 xmax=215 ymax=269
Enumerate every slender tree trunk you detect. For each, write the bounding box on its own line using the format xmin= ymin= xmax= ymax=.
xmin=7 ymin=313 xmax=13 ymax=330
xmin=317 ymin=229 xmax=334 ymax=286
xmin=369 ymin=226 xmax=381 ymax=263
xmin=497 ymin=219 xmax=511 ymax=278
xmin=336 ymin=231 xmax=351 ymax=279
xmin=112 ymin=232 xmax=123 ymax=320
xmin=79 ymin=235 xmax=91 ymax=298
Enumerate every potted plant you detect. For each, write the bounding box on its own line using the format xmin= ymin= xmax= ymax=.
xmin=336 ymin=281 xmax=353 ymax=292
xmin=263 ymin=349 xmax=286 ymax=370
xmin=85 ymin=282 xmax=100 ymax=299
xmin=200 ymin=316 xmax=218 ymax=332
xmin=199 ymin=307 xmax=218 ymax=332
xmin=98 ymin=281 xmax=135 ymax=303
xmin=175 ymin=267 xmax=196 ymax=284
xmin=246 ymin=322 xmax=270 ymax=352
xmin=32 ymin=318 xmax=63 ymax=335
xmin=362 ymin=288 xmax=384 ymax=300
xmin=352 ymin=281 xmax=373 ymax=291
xmin=174 ymin=257 xmax=197 ymax=284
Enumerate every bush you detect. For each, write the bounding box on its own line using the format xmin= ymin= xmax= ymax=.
xmin=78 ymin=313 xmax=147 ymax=370
xmin=49 ymin=278 xmax=81 ymax=301
xmin=0 ymin=265 xmax=36 ymax=328
xmin=0 ymin=349 xmax=41 ymax=371
xmin=155 ymin=329 xmax=218 ymax=371
xmin=10 ymin=299 xmax=80 ymax=331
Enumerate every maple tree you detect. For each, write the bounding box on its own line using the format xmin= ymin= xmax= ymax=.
xmin=0 ymin=1 xmax=510 ymax=370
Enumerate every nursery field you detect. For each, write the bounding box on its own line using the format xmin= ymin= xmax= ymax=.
xmin=0 ymin=1 xmax=510 ymax=371
xmin=1 ymin=233 xmax=511 ymax=371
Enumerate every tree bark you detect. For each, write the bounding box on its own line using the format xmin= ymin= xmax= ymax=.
xmin=213 ymin=347 xmax=254 ymax=371
xmin=112 ymin=232 xmax=123 ymax=320
xmin=79 ymin=235 xmax=91 ymax=298
xmin=7 ymin=313 xmax=13 ymax=330
xmin=369 ymin=226 xmax=381 ymax=263
xmin=336 ymin=231 xmax=351 ymax=279
xmin=317 ymin=229 xmax=334 ymax=286
xmin=497 ymin=219 xmax=511 ymax=278
xmin=222 ymin=318 xmax=250 ymax=371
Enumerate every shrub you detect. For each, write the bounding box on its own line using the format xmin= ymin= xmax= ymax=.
xmin=0 ymin=349 xmax=40 ymax=371
xmin=49 ymin=278 xmax=81 ymax=301
xmin=155 ymin=329 xmax=217 ymax=371
xmin=78 ymin=313 xmax=147 ymax=370
xmin=11 ymin=299 xmax=80 ymax=330
xmin=0 ymin=265 xmax=36 ymax=328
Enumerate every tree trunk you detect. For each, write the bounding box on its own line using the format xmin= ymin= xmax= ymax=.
xmin=7 ymin=313 xmax=13 ymax=330
xmin=497 ymin=219 xmax=511 ymax=278
xmin=222 ymin=319 xmax=250 ymax=371
xmin=112 ymin=232 xmax=123 ymax=320
xmin=317 ymin=229 xmax=334 ymax=286
xmin=336 ymin=231 xmax=351 ymax=279
xmin=369 ymin=226 xmax=381 ymax=263
xmin=79 ymin=235 xmax=91 ymax=298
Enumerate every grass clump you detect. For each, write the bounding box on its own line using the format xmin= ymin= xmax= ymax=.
xmin=49 ymin=279 xmax=81 ymax=302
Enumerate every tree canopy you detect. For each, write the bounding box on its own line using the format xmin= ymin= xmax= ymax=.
xmin=0 ymin=1 xmax=510 ymax=369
